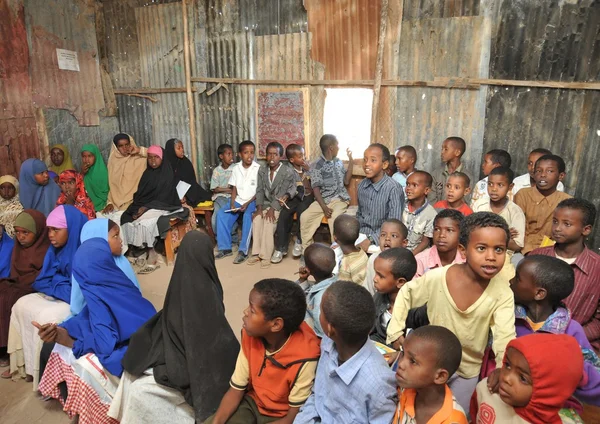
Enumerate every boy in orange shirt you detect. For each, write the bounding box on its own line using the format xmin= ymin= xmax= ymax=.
xmin=434 ymin=172 xmax=473 ymax=216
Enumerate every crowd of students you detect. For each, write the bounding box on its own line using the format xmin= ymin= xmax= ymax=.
xmin=0 ymin=132 xmax=599 ymax=424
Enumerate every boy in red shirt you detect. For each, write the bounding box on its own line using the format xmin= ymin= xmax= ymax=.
xmin=434 ymin=172 xmax=473 ymax=216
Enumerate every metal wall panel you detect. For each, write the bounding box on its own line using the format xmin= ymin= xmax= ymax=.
xmin=239 ymin=0 xmax=307 ymax=35
xmin=116 ymin=94 xmax=154 ymax=148
xmin=402 ymin=0 xmax=480 ymax=20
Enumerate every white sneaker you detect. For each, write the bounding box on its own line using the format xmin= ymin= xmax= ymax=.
xmin=292 ymin=240 xmax=303 ymax=258
xmin=271 ymin=251 xmax=284 ymax=264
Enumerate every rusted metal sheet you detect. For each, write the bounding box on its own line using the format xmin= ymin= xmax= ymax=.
xmin=25 ymin=0 xmax=105 ymax=126
xmin=305 ymin=0 xmax=381 ymax=80
xmin=239 ymin=0 xmax=307 ymax=35
xmin=394 ymin=16 xmax=491 ymax=180
xmin=0 ymin=117 xmax=40 ymax=177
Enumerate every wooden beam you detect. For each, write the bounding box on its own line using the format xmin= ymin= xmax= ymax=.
xmin=114 ymin=88 xmax=193 ymax=94
xmin=182 ymin=0 xmax=198 ymax=172
xmin=371 ymin=0 xmax=389 ymax=143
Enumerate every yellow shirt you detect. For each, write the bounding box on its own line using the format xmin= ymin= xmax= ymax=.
xmin=338 ymin=250 xmax=368 ymax=285
xmin=387 ymin=265 xmax=516 ymax=378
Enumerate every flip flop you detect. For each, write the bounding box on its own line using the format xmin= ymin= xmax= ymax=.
xmin=246 ymin=256 xmax=261 ymax=265
xmin=1 ymin=369 xmax=12 ymax=379
xmin=260 ymin=261 xmax=271 ymax=269
xmin=138 ymin=264 xmax=160 ymax=275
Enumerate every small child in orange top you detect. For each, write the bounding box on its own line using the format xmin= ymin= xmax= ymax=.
xmin=393 ymin=325 xmax=468 ymax=424
xmin=434 ymin=172 xmax=473 ymax=216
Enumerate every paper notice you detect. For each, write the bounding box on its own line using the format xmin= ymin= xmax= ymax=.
xmin=57 ymin=49 xmax=80 ymax=72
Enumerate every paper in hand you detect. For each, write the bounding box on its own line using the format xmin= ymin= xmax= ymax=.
xmin=176 ymin=181 xmax=191 ymax=199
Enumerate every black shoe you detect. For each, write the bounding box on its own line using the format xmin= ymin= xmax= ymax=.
xmin=216 ymin=250 xmax=233 ymax=259
xmin=233 ymin=252 xmax=248 ymax=264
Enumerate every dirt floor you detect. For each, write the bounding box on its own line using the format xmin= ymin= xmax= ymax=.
xmin=0 ymin=248 xmax=300 ymax=424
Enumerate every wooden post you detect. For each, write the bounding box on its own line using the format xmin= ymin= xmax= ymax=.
xmin=182 ymin=0 xmax=198 ymax=172
xmin=370 ymin=0 xmax=389 ymax=143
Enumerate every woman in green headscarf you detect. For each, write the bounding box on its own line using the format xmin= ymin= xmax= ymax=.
xmin=81 ymin=144 xmax=109 ymax=211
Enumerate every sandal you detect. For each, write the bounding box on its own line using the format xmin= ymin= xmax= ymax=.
xmin=0 ymin=358 xmax=9 ymax=368
xmin=1 ymin=369 xmax=12 ymax=379
xmin=246 ymin=256 xmax=261 ymax=265
xmin=260 ymin=260 xmax=271 ymax=269
xmin=138 ymin=264 xmax=160 ymax=274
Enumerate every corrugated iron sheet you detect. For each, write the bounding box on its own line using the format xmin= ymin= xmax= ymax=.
xmin=25 ymin=0 xmax=105 ymax=126
xmin=116 ymin=94 xmax=154 ymax=147
xmin=402 ymin=0 xmax=480 ymax=20
xmin=239 ymin=0 xmax=307 ymax=35
xmin=394 ymin=16 xmax=491 ymax=180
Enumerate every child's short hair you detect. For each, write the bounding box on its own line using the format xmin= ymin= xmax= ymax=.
xmin=412 ymin=170 xmax=433 ymax=188
xmin=333 ymin=214 xmax=360 ymax=245
xmin=535 ymin=154 xmax=566 ymax=173
xmin=409 ymin=325 xmax=462 ymax=377
xmin=319 ymin=134 xmax=338 ymax=154
xmin=322 ymin=280 xmax=375 ymax=345
xmin=238 ymin=140 xmax=255 ymax=152
xmin=382 ymin=218 xmax=409 ymax=239
xmin=445 ymin=136 xmax=466 ymax=156
xmin=448 ymin=171 xmax=470 ymax=187
xmin=285 ymin=143 xmax=303 ymax=160
xmin=266 ymin=141 xmax=284 ymax=156
xmin=433 ymin=208 xmax=465 ymax=227
xmin=367 ymin=143 xmax=391 ymax=163
xmin=522 ymin=255 xmax=574 ymax=306
xmin=459 ymin=212 xmax=510 ymax=248
xmin=217 ymin=143 xmax=233 ymax=157
xmin=530 ymin=148 xmax=552 ymax=156
xmin=304 ymin=243 xmax=336 ymax=280
xmin=378 ymin=247 xmax=417 ymax=281
xmin=489 ymin=167 xmax=515 ymax=184
xmin=486 ymin=149 xmax=512 ymax=168
xmin=253 ymin=279 xmax=307 ymax=335
xmin=556 ymin=198 xmax=597 ymax=227
xmin=396 ymin=145 xmax=417 ymax=162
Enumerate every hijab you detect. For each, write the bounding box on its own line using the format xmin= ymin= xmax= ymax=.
xmin=60 ymin=237 xmax=156 ymax=376
xmin=48 ymin=144 xmax=75 ymax=175
xmin=121 ymin=147 xmax=181 ymax=224
xmin=122 ymin=232 xmax=239 ymax=421
xmin=0 ymin=229 xmax=14 ymax=278
xmin=107 ymin=134 xmax=147 ymax=211
xmin=4 ymin=209 xmax=50 ymax=286
xmin=31 ymin=206 xmax=88 ymax=302
xmin=508 ymin=334 xmax=583 ymax=424
xmin=164 ymin=139 xmax=211 ymax=206
xmin=56 ymin=170 xmax=96 ymax=220
xmin=70 ymin=219 xmax=139 ymax=316
xmin=19 ymin=159 xmax=61 ymax=217
xmin=0 ymin=175 xmax=24 ymax=238
xmin=81 ymin=144 xmax=109 ymax=211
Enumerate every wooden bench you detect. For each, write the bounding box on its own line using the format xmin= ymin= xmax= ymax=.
xmin=164 ymin=217 xmax=191 ymax=266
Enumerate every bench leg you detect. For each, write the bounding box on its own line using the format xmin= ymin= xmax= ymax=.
xmin=165 ymin=229 xmax=175 ymax=266
xmin=204 ymin=210 xmax=216 ymax=244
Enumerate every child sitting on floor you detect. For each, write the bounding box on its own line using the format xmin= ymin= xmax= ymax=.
xmin=508 ymin=255 xmax=600 ymax=407
xmin=403 ymin=171 xmax=438 ymax=254
xmin=433 ymin=171 xmax=473 ymax=216
xmin=370 ymin=247 xmax=417 ymax=345
xmin=393 ymin=145 xmax=417 ymax=190
xmin=364 ymin=219 xmax=408 ymax=295
xmin=207 ymin=279 xmax=320 ymax=424
xmin=334 ymin=214 xmax=368 ymax=285
xmin=294 ymin=281 xmax=397 ymax=423
xmin=470 ymin=149 xmax=511 ymax=206
xmin=387 ymin=212 xmax=516 ymax=412
xmin=394 ymin=326 xmax=468 ymax=424
xmin=297 ymin=243 xmax=337 ymax=338
xmin=414 ymin=209 xmax=465 ymax=278
xmin=472 ymin=334 xmax=585 ymax=424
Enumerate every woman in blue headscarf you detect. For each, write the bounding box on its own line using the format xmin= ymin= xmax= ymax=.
xmin=4 ymin=205 xmax=88 ymax=382
xmin=19 ymin=159 xmax=61 ymax=217
xmin=0 ymin=228 xmax=14 ymax=279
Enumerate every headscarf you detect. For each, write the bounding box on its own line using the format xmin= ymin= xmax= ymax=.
xmin=508 ymin=334 xmax=583 ymax=424
xmin=31 ymin=206 xmax=88 ymax=302
xmin=164 ymin=139 xmax=211 ymax=206
xmin=81 ymin=144 xmax=109 ymax=211
xmin=107 ymin=134 xmax=147 ymax=211
xmin=4 ymin=209 xmax=50 ymax=286
xmin=0 ymin=175 xmax=24 ymax=237
xmin=121 ymin=147 xmax=181 ymax=224
xmin=19 ymin=159 xmax=61 ymax=217
xmin=48 ymin=144 xmax=75 ymax=175
xmin=0 ymin=229 xmax=14 ymax=278
xmin=70 ymin=219 xmax=139 ymax=316
xmin=56 ymin=170 xmax=96 ymax=220
xmin=60 ymin=237 xmax=156 ymax=376
xmin=123 ymin=232 xmax=239 ymax=421
xmin=147 ymin=145 xmax=163 ymax=159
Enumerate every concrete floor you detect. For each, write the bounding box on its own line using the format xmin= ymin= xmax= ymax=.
xmin=0 ymin=250 xmax=300 ymax=424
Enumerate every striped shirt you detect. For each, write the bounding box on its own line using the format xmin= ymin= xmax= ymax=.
xmin=530 ymin=245 xmax=600 ymax=352
xmin=356 ymin=174 xmax=405 ymax=243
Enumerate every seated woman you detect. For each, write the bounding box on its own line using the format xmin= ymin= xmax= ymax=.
xmin=19 ymin=159 xmax=61 ymax=217
xmin=4 ymin=206 xmax=87 ymax=382
xmin=120 ymin=146 xmax=183 ymax=268
xmin=48 ymin=144 xmax=75 ymax=175
xmin=164 ymin=138 xmax=211 ymax=207
xmin=81 ymin=144 xmax=109 ymax=212
xmin=109 ymin=232 xmax=239 ymax=424
xmin=37 ymin=226 xmax=156 ymax=422
xmin=56 ymin=170 xmax=96 ymax=220
xmin=0 ymin=210 xmax=50 ymax=366
xmin=0 ymin=226 xmax=14 ymax=279
xmin=0 ymin=175 xmax=24 ymax=238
